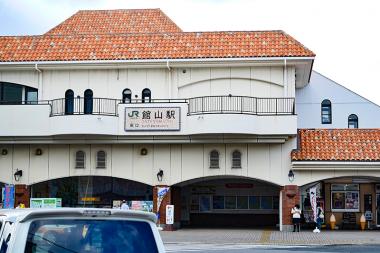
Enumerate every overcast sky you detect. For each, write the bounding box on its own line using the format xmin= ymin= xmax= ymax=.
xmin=1 ymin=0 xmax=379 ymax=105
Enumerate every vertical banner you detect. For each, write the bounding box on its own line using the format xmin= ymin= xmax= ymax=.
xmin=309 ymin=186 xmax=317 ymax=222
xmin=3 ymin=185 xmax=15 ymax=209
xmin=166 ymin=205 xmax=174 ymax=225
xmin=157 ymin=187 xmax=170 ymax=218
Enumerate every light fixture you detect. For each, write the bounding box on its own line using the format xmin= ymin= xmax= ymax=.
xmin=1 ymin=149 xmax=8 ymax=155
xmin=140 ymin=148 xmax=148 ymax=156
xmin=157 ymin=169 xmax=164 ymax=182
xmin=288 ymin=170 xmax=295 ymax=183
xmin=14 ymin=169 xmax=23 ymax=182
xmin=35 ymin=148 xmax=43 ymax=156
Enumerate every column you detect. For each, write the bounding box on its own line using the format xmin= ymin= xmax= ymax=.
xmin=14 ymin=184 xmax=30 ymax=208
xmin=153 ymin=185 xmax=173 ymax=231
xmin=281 ymin=185 xmax=300 ymax=232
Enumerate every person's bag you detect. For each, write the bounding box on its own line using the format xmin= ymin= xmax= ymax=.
xmin=319 ymin=212 xmax=324 ymax=219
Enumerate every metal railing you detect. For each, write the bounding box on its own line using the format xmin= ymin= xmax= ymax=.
xmin=188 ymin=96 xmax=295 ymax=115
xmin=50 ymin=97 xmax=121 ymax=116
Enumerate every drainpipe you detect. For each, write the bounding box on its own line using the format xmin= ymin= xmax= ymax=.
xmin=35 ymin=63 xmax=42 ymax=100
xmin=167 ymin=60 xmax=172 ymax=99
xmin=283 ymin=59 xmax=288 ymax=97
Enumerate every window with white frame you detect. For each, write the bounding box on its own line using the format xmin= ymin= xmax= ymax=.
xmin=209 ymin=150 xmax=219 ymax=168
xmin=75 ymin=151 xmax=86 ymax=169
xmin=232 ymin=150 xmax=242 ymax=168
xmin=96 ymin=150 xmax=106 ymax=169
xmin=331 ymin=184 xmax=359 ymax=211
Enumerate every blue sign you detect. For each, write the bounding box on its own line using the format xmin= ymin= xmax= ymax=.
xmin=3 ymin=185 xmax=15 ymax=209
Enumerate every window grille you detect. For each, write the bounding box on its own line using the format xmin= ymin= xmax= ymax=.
xmin=75 ymin=151 xmax=85 ymax=169
xmin=209 ymin=150 xmax=219 ymax=168
xmin=232 ymin=150 xmax=242 ymax=168
xmin=96 ymin=150 xmax=106 ymax=169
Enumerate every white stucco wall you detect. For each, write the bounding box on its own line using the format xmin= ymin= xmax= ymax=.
xmin=296 ymin=71 xmax=380 ymax=128
xmin=0 ymin=141 xmax=295 ymax=186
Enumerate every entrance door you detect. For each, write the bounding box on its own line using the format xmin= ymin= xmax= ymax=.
xmin=377 ymin=193 xmax=380 ymax=226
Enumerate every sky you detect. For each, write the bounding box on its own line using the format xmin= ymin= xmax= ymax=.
xmin=0 ymin=0 xmax=379 ymax=105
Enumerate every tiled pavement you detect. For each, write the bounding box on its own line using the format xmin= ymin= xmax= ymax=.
xmin=161 ymin=228 xmax=380 ymax=246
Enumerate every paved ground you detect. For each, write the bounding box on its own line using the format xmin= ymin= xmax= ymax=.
xmin=161 ymin=228 xmax=380 ymax=246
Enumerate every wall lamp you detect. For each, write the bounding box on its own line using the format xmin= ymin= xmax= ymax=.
xmin=157 ymin=169 xmax=164 ymax=182
xmin=140 ymin=148 xmax=148 ymax=156
xmin=1 ymin=149 xmax=8 ymax=155
xmin=288 ymin=170 xmax=295 ymax=183
xmin=14 ymin=169 xmax=23 ymax=182
xmin=35 ymin=148 xmax=43 ymax=156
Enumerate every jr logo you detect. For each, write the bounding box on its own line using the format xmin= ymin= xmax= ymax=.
xmin=128 ymin=111 xmax=139 ymax=118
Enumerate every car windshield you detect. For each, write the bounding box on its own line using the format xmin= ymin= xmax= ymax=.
xmin=24 ymin=219 xmax=158 ymax=253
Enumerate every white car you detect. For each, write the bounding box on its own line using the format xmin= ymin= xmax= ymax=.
xmin=0 ymin=208 xmax=165 ymax=253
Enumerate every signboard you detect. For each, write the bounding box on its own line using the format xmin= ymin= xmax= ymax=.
xmin=30 ymin=198 xmax=62 ymax=208
xmin=125 ymin=107 xmax=180 ymax=131
xmin=2 ymin=185 xmax=15 ymax=209
xmin=131 ymin=201 xmax=153 ymax=212
xmin=166 ymin=205 xmax=174 ymax=225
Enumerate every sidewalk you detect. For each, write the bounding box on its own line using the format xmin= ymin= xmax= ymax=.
xmin=161 ymin=228 xmax=380 ymax=246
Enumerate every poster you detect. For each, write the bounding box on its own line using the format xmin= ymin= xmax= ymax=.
xmin=166 ymin=205 xmax=174 ymax=225
xmin=30 ymin=198 xmax=62 ymax=208
xmin=157 ymin=187 xmax=170 ymax=213
xmin=2 ymin=185 xmax=15 ymax=209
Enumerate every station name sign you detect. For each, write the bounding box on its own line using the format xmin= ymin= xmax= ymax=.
xmin=125 ymin=107 xmax=181 ymax=131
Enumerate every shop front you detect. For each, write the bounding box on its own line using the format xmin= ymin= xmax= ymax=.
xmin=300 ymin=177 xmax=380 ymax=230
xmin=174 ymin=177 xmax=280 ymax=228
xmin=31 ymin=176 xmax=153 ymax=208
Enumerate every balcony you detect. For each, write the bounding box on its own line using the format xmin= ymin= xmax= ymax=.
xmin=0 ymin=96 xmax=296 ymax=137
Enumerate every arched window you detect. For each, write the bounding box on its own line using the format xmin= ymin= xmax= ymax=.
xmin=321 ymin=99 xmax=332 ymax=124
xmin=232 ymin=150 xmax=242 ymax=168
xmin=75 ymin=151 xmax=85 ymax=169
xmin=96 ymin=150 xmax=107 ymax=168
xmin=209 ymin=150 xmax=220 ymax=169
xmin=142 ymin=88 xmax=151 ymax=103
xmin=348 ymin=114 xmax=358 ymax=128
xmin=84 ymin=89 xmax=93 ymax=114
xmin=65 ymin=89 xmax=74 ymax=115
xmin=122 ymin=88 xmax=132 ymax=103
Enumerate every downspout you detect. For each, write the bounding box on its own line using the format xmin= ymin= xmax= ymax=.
xmin=167 ymin=60 xmax=172 ymax=99
xmin=35 ymin=63 xmax=42 ymax=100
xmin=283 ymin=59 xmax=287 ymax=97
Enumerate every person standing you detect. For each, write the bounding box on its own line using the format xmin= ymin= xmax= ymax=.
xmin=120 ymin=200 xmax=130 ymax=210
xmin=291 ymin=204 xmax=301 ymax=232
xmin=314 ymin=203 xmax=324 ymax=233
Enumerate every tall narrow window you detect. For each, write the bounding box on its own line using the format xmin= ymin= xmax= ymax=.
xmin=321 ymin=99 xmax=332 ymax=124
xmin=75 ymin=151 xmax=85 ymax=169
xmin=96 ymin=150 xmax=107 ymax=169
xmin=122 ymin=88 xmax=132 ymax=103
xmin=348 ymin=114 xmax=358 ymax=128
xmin=65 ymin=89 xmax=74 ymax=115
xmin=25 ymin=87 xmax=38 ymax=104
xmin=142 ymin=88 xmax=151 ymax=103
xmin=232 ymin=150 xmax=242 ymax=168
xmin=209 ymin=150 xmax=220 ymax=169
xmin=84 ymin=89 xmax=93 ymax=114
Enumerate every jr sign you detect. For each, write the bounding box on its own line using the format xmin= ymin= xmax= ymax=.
xmin=125 ymin=107 xmax=181 ymax=131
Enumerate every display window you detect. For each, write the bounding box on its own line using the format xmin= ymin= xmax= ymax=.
xmin=331 ymin=184 xmax=359 ymax=212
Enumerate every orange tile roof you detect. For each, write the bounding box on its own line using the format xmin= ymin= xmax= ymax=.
xmin=292 ymin=129 xmax=380 ymax=162
xmin=0 ymin=31 xmax=314 ymax=62
xmin=45 ymin=9 xmax=182 ymax=35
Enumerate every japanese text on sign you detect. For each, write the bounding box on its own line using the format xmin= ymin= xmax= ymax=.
xmin=125 ymin=107 xmax=180 ymax=131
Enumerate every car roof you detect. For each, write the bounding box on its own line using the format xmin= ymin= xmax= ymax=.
xmin=0 ymin=209 xmax=32 ymax=223
xmin=15 ymin=208 xmax=157 ymax=223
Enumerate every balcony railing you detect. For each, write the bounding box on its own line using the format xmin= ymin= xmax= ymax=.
xmin=50 ymin=97 xmax=121 ymax=116
xmin=188 ymin=96 xmax=295 ymax=115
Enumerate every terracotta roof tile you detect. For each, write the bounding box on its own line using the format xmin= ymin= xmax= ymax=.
xmin=292 ymin=129 xmax=380 ymax=162
xmin=45 ymin=9 xmax=182 ymax=35
xmin=0 ymin=31 xmax=314 ymax=62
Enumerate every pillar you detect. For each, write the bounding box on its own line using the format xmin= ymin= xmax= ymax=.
xmin=153 ymin=185 xmax=173 ymax=231
xmin=281 ymin=185 xmax=300 ymax=231
xmin=14 ymin=184 xmax=30 ymax=208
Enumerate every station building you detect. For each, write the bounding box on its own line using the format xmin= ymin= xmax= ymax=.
xmin=0 ymin=9 xmax=379 ymax=231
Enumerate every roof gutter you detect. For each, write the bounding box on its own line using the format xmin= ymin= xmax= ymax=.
xmin=292 ymin=161 xmax=380 ymax=170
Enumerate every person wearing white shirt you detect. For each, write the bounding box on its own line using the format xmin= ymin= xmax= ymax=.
xmin=120 ymin=200 xmax=130 ymax=210
xmin=291 ymin=204 xmax=301 ymax=232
